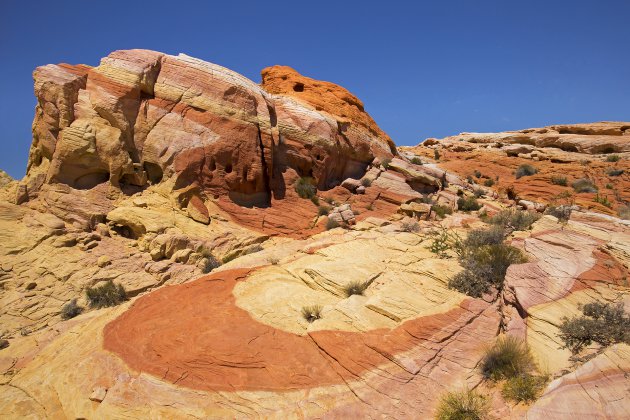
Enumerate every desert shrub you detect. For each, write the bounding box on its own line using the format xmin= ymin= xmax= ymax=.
xmin=515 ymin=164 xmax=537 ymax=179
xmin=426 ymin=228 xmax=460 ymax=258
xmin=484 ymin=178 xmax=495 ymax=187
xmin=326 ymin=218 xmax=340 ymax=230
xmin=489 ymin=208 xmax=541 ymax=231
xmin=381 ymin=157 xmax=392 ymax=169
xmin=466 ymin=175 xmax=474 ymax=184
xmin=343 ymin=280 xmax=370 ymax=297
xmin=420 ymin=194 xmax=434 ymax=204
xmin=360 ymin=177 xmax=372 ymax=187
xmin=545 ymin=205 xmax=572 ymax=222
xmin=558 ymin=302 xmax=630 ymax=353
xmin=550 ymin=176 xmax=568 ymax=186
xmin=401 ymin=219 xmax=420 ymax=233
xmin=367 ymin=203 xmax=375 ymax=211
xmin=606 ymin=154 xmax=620 ymax=162
xmin=481 ymin=336 xmax=534 ymax=380
xmin=594 ymin=194 xmax=612 ymax=208
xmin=434 ymin=149 xmax=441 ymax=160
xmin=411 ymin=157 xmax=423 ymax=165
xmin=86 ymin=280 xmax=127 ymax=308
xmin=506 ymin=185 xmax=518 ymax=201
xmin=301 ymin=305 xmax=322 ymax=323
xmin=474 ymin=170 xmax=482 ymax=178
xmin=457 ymin=196 xmax=481 ymax=212
xmin=607 ymin=168 xmax=624 ymax=176
xmin=449 ymin=238 xmax=526 ymax=298
xmin=318 ymin=205 xmax=330 ymax=216
xmin=618 ymin=205 xmax=630 ymax=220
xmin=435 ymin=389 xmax=490 ymax=420
xmin=572 ymin=178 xmax=598 ymax=193
xmin=200 ymin=252 xmax=221 ymax=273
xmin=463 ymin=226 xmax=505 ymax=248
xmin=473 ymin=188 xmax=485 ymax=198
xmin=295 ymin=177 xmax=316 ymax=199
xmin=267 ymin=256 xmax=280 ymax=265
xmin=605 ymin=183 xmax=613 ymax=189
xmin=502 ymin=374 xmax=548 ymax=403
xmin=61 ymin=299 xmax=82 ymax=320
xmin=432 ymin=204 xmax=453 ymax=219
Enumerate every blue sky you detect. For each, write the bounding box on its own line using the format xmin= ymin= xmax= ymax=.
xmin=1 ymin=0 xmax=629 ymax=178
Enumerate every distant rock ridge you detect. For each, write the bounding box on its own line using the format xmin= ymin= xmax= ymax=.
xmin=23 ymin=49 xmax=396 ymax=209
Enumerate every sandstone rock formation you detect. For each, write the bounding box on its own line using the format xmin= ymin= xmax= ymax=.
xmin=404 ymin=122 xmax=630 ymax=216
xmin=0 ymin=51 xmax=628 ymax=419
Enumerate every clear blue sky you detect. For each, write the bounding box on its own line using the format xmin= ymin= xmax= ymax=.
xmin=1 ymin=0 xmax=629 ymax=178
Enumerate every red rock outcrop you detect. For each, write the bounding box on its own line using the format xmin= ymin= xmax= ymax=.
xmin=25 ymin=50 xmax=396 ymax=211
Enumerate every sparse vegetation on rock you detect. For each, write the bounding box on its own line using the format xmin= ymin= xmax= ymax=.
xmin=326 ymin=218 xmax=340 ymax=230
xmin=515 ymin=164 xmax=537 ymax=179
xmin=489 ymin=208 xmax=540 ymax=231
xmin=607 ymin=168 xmax=624 ymax=177
xmin=481 ymin=336 xmax=534 ymax=380
xmin=435 ymin=389 xmax=490 ymax=420
xmin=545 ymin=205 xmax=573 ymax=222
xmin=431 ymin=204 xmax=453 ymax=219
xmin=301 ymin=305 xmax=322 ymax=323
xmin=295 ymin=177 xmax=317 ymax=199
xmin=483 ymin=178 xmax=495 ymax=187
xmin=502 ymin=373 xmax=548 ymax=403
xmin=550 ymin=176 xmax=568 ymax=186
xmin=457 ymin=196 xmax=481 ymax=212
xmin=558 ymin=302 xmax=630 ymax=354
xmin=401 ymin=219 xmax=420 ymax=232
xmin=61 ymin=299 xmax=82 ymax=319
xmin=593 ymin=194 xmax=612 ymax=208
xmin=86 ymin=280 xmax=127 ymax=308
xmin=343 ymin=280 xmax=370 ymax=297
xmin=572 ymin=178 xmax=598 ymax=193
xmin=606 ymin=154 xmax=620 ymax=162
xmin=449 ymin=227 xmax=526 ymax=297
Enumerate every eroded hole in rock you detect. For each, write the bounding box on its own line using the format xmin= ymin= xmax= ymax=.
xmin=293 ymin=82 xmax=305 ymax=92
xmin=74 ymin=172 xmax=110 ymax=190
xmin=144 ymin=162 xmax=163 ymax=184
xmin=225 ymin=163 xmax=233 ymax=174
xmin=111 ymin=224 xmax=135 ymax=239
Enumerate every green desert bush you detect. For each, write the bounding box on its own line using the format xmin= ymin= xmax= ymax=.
xmin=61 ymin=299 xmax=82 ymax=319
xmin=326 ymin=218 xmax=341 ymax=230
xmin=605 ymin=183 xmax=613 ymax=189
xmin=431 ymin=204 xmax=453 ymax=219
xmin=515 ymin=164 xmax=537 ymax=179
xmin=86 ymin=280 xmax=127 ymax=309
xmin=474 ymin=170 xmax=482 ymax=178
xmin=411 ymin=157 xmax=423 ymax=165
xmin=483 ymin=178 xmax=495 ymax=187
xmin=448 ymin=227 xmax=526 ymax=297
xmin=606 ymin=154 xmax=620 ymax=162
xmin=489 ymin=208 xmax=541 ymax=231
xmin=481 ymin=336 xmax=534 ymax=380
xmin=558 ymin=302 xmax=630 ymax=353
xmin=550 ymin=176 xmax=568 ymax=186
xmin=343 ymin=280 xmax=371 ymax=297
xmin=426 ymin=228 xmax=460 ymax=258
xmin=318 ymin=205 xmax=330 ymax=216
xmin=435 ymin=389 xmax=490 ymax=420
xmin=501 ymin=374 xmax=548 ymax=403
xmin=301 ymin=305 xmax=322 ymax=323
xmin=607 ymin=168 xmax=624 ymax=176
xmin=295 ymin=177 xmax=317 ymax=199
xmin=572 ymin=178 xmax=598 ymax=193
xmin=593 ymin=194 xmax=612 ymax=208
xmin=473 ymin=188 xmax=485 ymax=198
xmin=434 ymin=149 xmax=441 ymax=160
xmin=360 ymin=177 xmax=372 ymax=187
xmin=457 ymin=196 xmax=481 ymax=212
